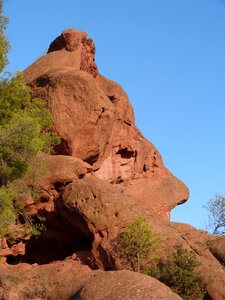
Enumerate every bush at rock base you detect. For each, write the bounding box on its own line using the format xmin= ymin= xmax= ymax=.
xmin=143 ymin=244 xmax=208 ymax=300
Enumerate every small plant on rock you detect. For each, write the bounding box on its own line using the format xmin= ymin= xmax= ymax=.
xmin=116 ymin=217 xmax=160 ymax=272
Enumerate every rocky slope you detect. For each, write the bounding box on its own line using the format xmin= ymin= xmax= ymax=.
xmin=0 ymin=30 xmax=225 ymax=300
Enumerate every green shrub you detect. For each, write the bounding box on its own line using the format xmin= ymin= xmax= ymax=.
xmin=0 ymin=3 xmax=59 ymax=239
xmin=115 ymin=217 xmax=160 ymax=272
xmin=0 ymin=74 xmax=59 ymax=238
xmin=0 ymin=186 xmax=17 ymax=237
xmin=144 ymin=245 xmax=207 ymax=300
xmin=0 ymin=74 xmax=59 ymax=186
xmin=0 ymin=1 xmax=9 ymax=73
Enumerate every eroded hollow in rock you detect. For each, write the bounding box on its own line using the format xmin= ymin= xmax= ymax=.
xmin=108 ymin=95 xmax=116 ymax=103
xmin=54 ymin=138 xmax=71 ymax=156
xmin=7 ymin=206 xmax=94 ymax=265
xmin=116 ymin=148 xmax=136 ymax=159
xmin=35 ymin=75 xmax=51 ymax=87
xmin=84 ymin=153 xmax=99 ymax=165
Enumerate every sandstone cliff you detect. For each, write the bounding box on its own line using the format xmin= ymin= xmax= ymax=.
xmin=0 ymin=30 xmax=224 ymax=300
xmin=24 ymin=29 xmax=189 ymax=221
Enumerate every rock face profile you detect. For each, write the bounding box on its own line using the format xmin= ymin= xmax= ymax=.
xmin=1 ymin=30 xmax=225 ymax=300
xmin=24 ymin=29 xmax=189 ymax=220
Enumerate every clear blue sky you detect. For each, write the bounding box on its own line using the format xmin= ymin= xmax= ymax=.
xmin=4 ymin=0 xmax=225 ymax=230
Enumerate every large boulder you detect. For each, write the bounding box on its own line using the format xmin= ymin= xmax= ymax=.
xmin=70 ymin=270 xmax=182 ymax=300
xmin=208 ymin=236 xmax=225 ymax=266
xmin=0 ymin=260 xmax=182 ymax=300
xmin=23 ymin=29 xmax=189 ymax=220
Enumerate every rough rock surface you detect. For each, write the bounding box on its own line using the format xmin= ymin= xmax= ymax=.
xmin=0 ymin=259 xmax=95 ymax=300
xmin=1 ymin=154 xmax=225 ymax=299
xmin=0 ymin=261 xmax=182 ymax=300
xmin=1 ymin=29 xmax=225 ymax=300
xmin=170 ymin=223 xmax=225 ymax=300
xmin=24 ymin=29 xmax=189 ymax=220
xmin=70 ymin=270 xmax=182 ymax=300
xmin=207 ymin=236 xmax=225 ymax=266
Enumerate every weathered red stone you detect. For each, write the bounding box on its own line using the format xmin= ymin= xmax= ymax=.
xmin=24 ymin=29 xmax=189 ymax=220
xmin=1 ymin=30 xmax=224 ymax=300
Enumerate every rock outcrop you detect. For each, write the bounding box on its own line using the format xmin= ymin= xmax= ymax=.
xmin=24 ymin=29 xmax=189 ymax=220
xmin=1 ymin=153 xmax=224 ymax=298
xmin=0 ymin=260 xmax=182 ymax=300
xmin=70 ymin=270 xmax=182 ymax=300
xmin=0 ymin=29 xmax=225 ymax=300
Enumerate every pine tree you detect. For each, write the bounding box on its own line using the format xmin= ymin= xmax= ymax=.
xmin=116 ymin=217 xmax=160 ymax=272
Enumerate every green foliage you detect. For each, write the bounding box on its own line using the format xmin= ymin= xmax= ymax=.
xmin=0 ymin=73 xmax=30 ymax=124
xmin=0 ymin=74 xmax=59 ymax=185
xmin=19 ymin=215 xmax=46 ymax=240
xmin=11 ymin=153 xmax=51 ymax=202
xmin=0 ymin=183 xmax=47 ymax=241
xmin=203 ymin=193 xmax=225 ymax=235
xmin=0 ymin=3 xmax=59 ymax=239
xmin=0 ymin=186 xmax=17 ymax=237
xmin=0 ymin=0 xmax=10 ymax=73
xmin=145 ymin=245 xmax=207 ymax=300
xmin=116 ymin=217 xmax=160 ymax=272
xmin=0 ymin=80 xmax=57 ymax=235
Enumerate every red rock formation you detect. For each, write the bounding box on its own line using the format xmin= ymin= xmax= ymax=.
xmin=0 ymin=155 xmax=225 ymax=300
xmin=0 ymin=154 xmax=224 ymax=298
xmin=2 ymin=29 xmax=225 ymax=299
xmin=0 ymin=260 xmax=182 ymax=300
xmin=70 ymin=270 xmax=182 ymax=300
xmin=24 ymin=29 xmax=189 ymax=220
